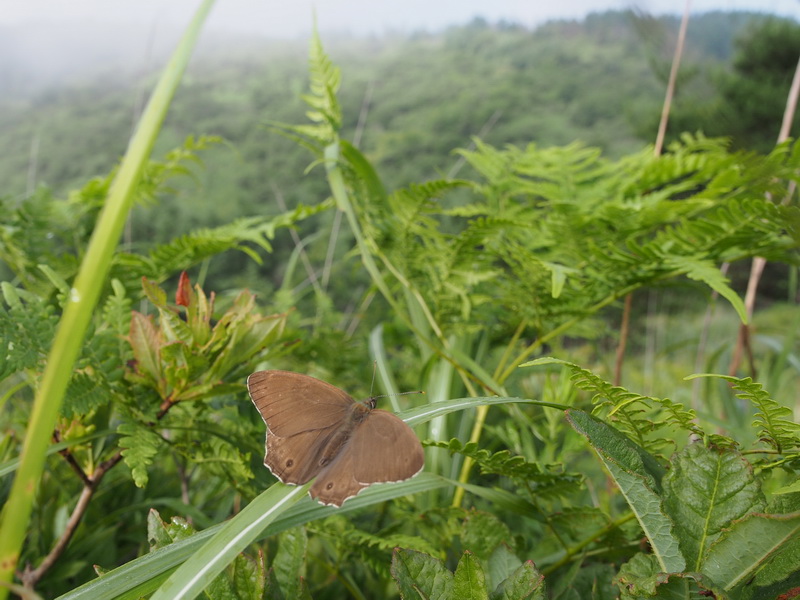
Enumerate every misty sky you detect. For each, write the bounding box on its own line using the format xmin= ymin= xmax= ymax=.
xmin=3 ymin=0 xmax=799 ymax=37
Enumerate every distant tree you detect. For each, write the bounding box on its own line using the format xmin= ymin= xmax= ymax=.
xmin=714 ymin=18 xmax=800 ymax=151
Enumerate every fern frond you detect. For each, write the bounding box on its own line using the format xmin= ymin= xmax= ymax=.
xmin=527 ymin=358 xmax=708 ymax=450
xmin=0 ymin=283 xmax=58 ymax=380
xmin=118 ymin=421 xmax=164 ymax=488
xmin=427 ymin=438 xmax=582 ymax=499
xmin=694 ymin=375 xmax=800 ymax=453
xmin=112 ymin=202 xmax=331 ymax=290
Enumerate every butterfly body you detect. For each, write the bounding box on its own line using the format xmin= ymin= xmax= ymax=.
xmin=247 ymin=370 xmax=424 ymax=506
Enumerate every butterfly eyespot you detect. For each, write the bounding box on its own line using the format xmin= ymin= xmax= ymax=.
xmin=326 ymin=482 xmax=334 ymax=490
xmin=285 ymin=459 xmax=294 ymax=467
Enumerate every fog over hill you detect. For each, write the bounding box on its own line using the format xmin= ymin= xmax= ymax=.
xmin=0 ymin=8 xmax=788 ymax=99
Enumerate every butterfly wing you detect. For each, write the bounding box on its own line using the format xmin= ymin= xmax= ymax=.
xmin=310 ymin=409 xmax=424 ymax=506
xmin=247 ymin=370 xmax=354 ymax=485
xmin=247 ymin=370 xmax=353 ymax=437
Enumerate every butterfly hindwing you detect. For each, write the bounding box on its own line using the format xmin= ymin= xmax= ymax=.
xmin=310 ymin=410 xmax=424 ymax=506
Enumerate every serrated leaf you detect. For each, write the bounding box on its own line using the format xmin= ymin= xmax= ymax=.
xmin=391 ymin=548 xmax=454 ymax=600
xmin=702 ymin=511 xmax=800 ymax=590
xmin=232 ymin=552 xmax=266 ymax=600
xmin=272 ymin=527 xmax=307 ymax=600
xmin=61 ymin=371 xmax=111 ymax=418
xmin=462 ymin=512 xmax=511 ymax=561
xmin=566 ymin=410 xmax=685 ymax=573
xmin=486 ymin=544 xmax=523 ymax=594
xmin=489 ymin=560 xmax=544 ymax=600
xmin=690 ymin=375 xmax=800 ymax=453
xmin=453 ymin=551 xmax=489 ymax=600
xmin=663 ymin=443 xmax=765 ymax=572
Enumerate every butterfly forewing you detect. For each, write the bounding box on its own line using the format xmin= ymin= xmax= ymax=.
xmin=247 ymin=370 xmax=353 ymax=437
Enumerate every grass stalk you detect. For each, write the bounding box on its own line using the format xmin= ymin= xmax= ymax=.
xmin=0 ymin=2 xmax=214 ymax=594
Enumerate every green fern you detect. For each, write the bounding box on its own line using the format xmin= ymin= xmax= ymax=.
xmin=0 ymin=283 xmax=58 ymax=380
xmin=694 ymin=375 xmax=800 ymax=453
xmin=427 ymin=438 xmax=582 ymax=499
xmin=527 ymin=358 xmax=707 ymax=451
xmin=118 ymin=421 xmax=164 ymax=488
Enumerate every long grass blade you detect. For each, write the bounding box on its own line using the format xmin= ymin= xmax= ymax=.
xmin=0 ymin=2 xmax=215 ymax=595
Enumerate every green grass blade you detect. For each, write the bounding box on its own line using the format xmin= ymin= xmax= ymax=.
xmin=56 ymin=473 xmax=448 ymax=600
xmin=149 ymin=483 xmax=310 ymax=600
xmin=0 ymin=1 xmax=215 ymax=594
xmin=400 ymin=396 xmax=567 ymax=427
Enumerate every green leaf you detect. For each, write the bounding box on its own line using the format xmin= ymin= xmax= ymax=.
xmin=462 ymin=512 xmax=511 ymax=561
xmin=612 ymin=554 xmax=710 ymax=599
xmin=688 ymin=374 xmax=800 ymax=452
xmin=527 ymin=358 xmax=704 ymax=450
xmin=566 ymin=410 xmax=685 ymax=573
xmin=118 ymin=422 xmax=163 ymax=488
xmin=662 ymin=444 xmax=765 ymax=572
xmin=128 ymin=311 xmax=163 ymax=386
xmin=147 ymin=509 xmax=176 ymax=551
xmin=232 ymin=553 xmax=266 ymax=600
xmin=271 ymin=528 xmax=307 ymax=600
xmin=61 ymin=371 xmax=112 ymax=418
xmin=489 ymin=561 xmax=545 ymax=600
xmin=390 ymin=548 xmax=454 ymax=600
xmin=485 ymin=545 xmax=522 ymax=594
xmin=701 ymin=511 xmax=800 ymax=590
xmin=664 ymin=255 xmax=747 ymax=323
xmin=453 ymin=551 xmax=489 ymax=600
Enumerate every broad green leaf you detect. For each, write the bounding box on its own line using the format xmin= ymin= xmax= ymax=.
xmin=486 ymin=545 xmax=523 ymax=594
xmin=462 ymin=512 xmax=511 ymax=560
xmin=147 ymin=510 xmax=175 ymax=550
xmin=566 ymin=410 xmax=685 ymax=573
xmin=662 ymin=444 xmax=765 ymax=571
xmin=613 ymin=554 xmax=696 ymax=600
xmin=232 ymin=552 xmax=266 ymax=600
xmin=702 ymin=511 xmax=800 ymax=590
xmin=453 ymin=551 xmax=489 ymax=600
xmin=128 ymin=312 xmax=163 ymax=385
xmin=272 ymin=528 xmax=307 ymax=600
xmin=391 ymin=548 xmax=454 ymax=600
xmin=489 ymin=561 xmax=545 ymax=600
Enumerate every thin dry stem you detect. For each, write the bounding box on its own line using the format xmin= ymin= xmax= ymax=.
xmin=728 ymin=55 xmax=800 ymax=376
xmin=654 ymin=0 xmax=691 ymax=156
xmin=614 ymin=293 xmax=633 ymax=386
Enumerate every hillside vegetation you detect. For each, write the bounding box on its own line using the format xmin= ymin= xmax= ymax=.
xmin=2 ymin=9 xmax=800 ymax=600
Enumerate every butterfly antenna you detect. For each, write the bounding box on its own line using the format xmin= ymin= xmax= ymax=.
xmin=369 ymin=360 xmax=377 ymax=396
xmin=371 ymin=390 xmax=425 ymax=401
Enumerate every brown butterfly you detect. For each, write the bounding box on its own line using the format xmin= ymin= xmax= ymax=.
xmin=247 ymin=370 xmax=424 ymax=507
